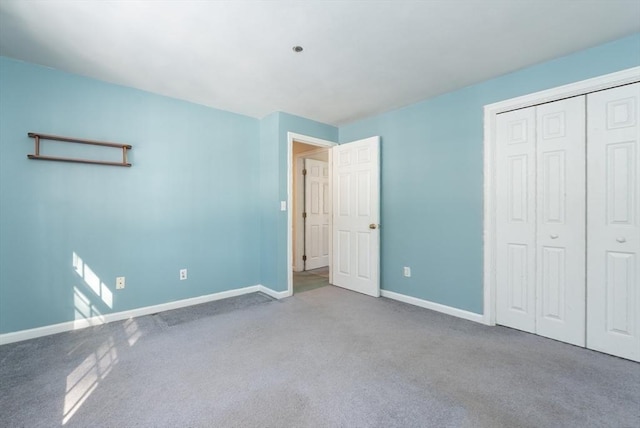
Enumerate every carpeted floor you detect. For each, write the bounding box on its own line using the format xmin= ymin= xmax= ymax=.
xmin=293 ymin=266 xmax=329 ymax=293
xmin=1 ymin=286 xmax=639 ymax=427
xmin=158 ymin=292 xmax=275 ymax=327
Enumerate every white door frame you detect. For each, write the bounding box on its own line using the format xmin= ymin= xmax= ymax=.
xmin=293 ymin=148 xmax=329 ymax=272
xmin=288 ymin=132 xmax=337 ymax=296
xmin=483 ymin=66 xmax=640 ymax=326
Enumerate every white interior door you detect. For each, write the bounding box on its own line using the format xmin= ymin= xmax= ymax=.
xmin=332 ymin=136 xmax=380 ymax=297
xmin=304 ymin=159 xmax=329 ymax=270
xmin=587 ymin=82 xmax=640 ymax=362
xmin=496 ymin=107 xmax=537 ymax=333
xmin=535 ymin=96 xmax=586 ymax=346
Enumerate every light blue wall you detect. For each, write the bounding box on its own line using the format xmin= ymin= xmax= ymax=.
xmin=259 ymin=112 xmax=338 ymax=291
xmin=0 ymin=57 xmax=261 ymax=334
xmin=258 ymin=112 xmax=280 ymax=289
xmin=339 ymin=33 xmax=640 ymax=314
xmin=2 ymin=33 xmax=638 ymax=335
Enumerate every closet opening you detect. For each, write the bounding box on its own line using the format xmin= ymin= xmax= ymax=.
xmin=483 ymin=67 xmax=640 ymax=362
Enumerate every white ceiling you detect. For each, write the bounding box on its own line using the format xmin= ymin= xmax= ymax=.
xmin=1 ymin=1 xmax=639 ymax=126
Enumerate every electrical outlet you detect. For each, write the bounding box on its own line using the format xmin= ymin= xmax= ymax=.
xmin=403 ymin=267 xmax=411 ymax=278
xmin=116 ymin=276 xmax=125 ymax=289
xmin=180 ymin=269 xmax=187 ymax=280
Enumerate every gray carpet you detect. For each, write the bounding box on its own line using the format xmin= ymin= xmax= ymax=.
xmin=157 ymin=292 xmax=276 ymax=326
xmin=1 ymin=286 xmax=639 ymax=428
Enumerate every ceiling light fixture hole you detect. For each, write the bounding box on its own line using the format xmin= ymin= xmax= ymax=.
xmin=292 ymin=46 xmax=303 ymax=53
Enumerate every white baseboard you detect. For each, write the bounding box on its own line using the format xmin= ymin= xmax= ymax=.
xmin=258 ymin=285 xmax=292 ymax=299
xmin=381 ymin=290 xmax=487 ymax=325
xmin=0 ymin=284 xmax=289 ymax=345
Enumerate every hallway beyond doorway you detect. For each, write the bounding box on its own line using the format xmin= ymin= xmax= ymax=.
xmin=293 ymin=267 xmax=329 ymax=294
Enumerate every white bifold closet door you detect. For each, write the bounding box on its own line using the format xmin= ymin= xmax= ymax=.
xmin=496 ymin=107 xmax=537 ymax=333
xmin=535 ymin=97 xmax=586 ymax=346
xmin=496 ymin=97 xmax=586 ymax=346
xmin=586 ymin=82 xmax=640 ymax=362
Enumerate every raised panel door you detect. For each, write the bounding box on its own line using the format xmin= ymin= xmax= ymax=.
xmin=305 ymin=159 xmax=329 ymax=270
xmin=587 ymin=82 xmax=640 ymax=362
xmin=332 ymin=137 xmax=380 ymax=297
xmin=496 ymin=107 xmax=537 ymax=333
xmin=535 ymin=96 xmax=586 ymax=346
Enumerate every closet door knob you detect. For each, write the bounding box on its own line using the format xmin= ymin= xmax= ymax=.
xmin=616 ymin=237 xmax=626 ymax=243
xmin=550 ymin=234 xmax=559 ymax=239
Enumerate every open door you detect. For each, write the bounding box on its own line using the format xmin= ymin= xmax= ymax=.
xmin=304 ymin=158 xmax=330 ymax=270
xmin=332 ymin=136 xmax=380 ymax=297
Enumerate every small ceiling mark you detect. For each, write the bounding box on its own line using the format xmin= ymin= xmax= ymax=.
xmin=292 ymin=46 xmax=303 ymax=53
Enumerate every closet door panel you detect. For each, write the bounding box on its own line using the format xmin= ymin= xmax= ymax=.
xmin=535 ymin=97 xmax=586 ymax=346
xmin=496 ymin=108 xmax=536 ymax=333
xmin=587 ymin=82 xmax=640 ymax=362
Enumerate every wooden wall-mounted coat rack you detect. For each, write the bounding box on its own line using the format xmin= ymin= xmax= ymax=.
xmin=27 ymin=132 xmax=132 ymax=167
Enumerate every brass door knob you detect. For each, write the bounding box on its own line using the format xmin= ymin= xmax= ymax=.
xmin=369 ymin=224 xmax=378 ymax=229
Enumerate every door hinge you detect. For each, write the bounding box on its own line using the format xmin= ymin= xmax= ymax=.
xmin=302 ymin=169 xmax=307 ymax=175
xmin=302 ymin=212 xmax=307 ymax=218
xmin=302 ymin=255 xmax=307 ymax=261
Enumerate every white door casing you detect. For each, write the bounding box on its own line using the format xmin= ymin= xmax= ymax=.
xmin=586 ymin=82 xmax=640 ymax=362
xmin=304 ymin=159 xmax=330 ymax=270
xmin=495 ymin=107 xmax=537 ymax=333
xmin=332 ymin=136 xmax=380 ymax=297
xmin=535 ymin=96 xmax=586 ymax=346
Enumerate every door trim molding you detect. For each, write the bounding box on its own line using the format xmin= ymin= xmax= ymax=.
xmin=287 ymin=132 xmax=337 ymax=296
xmin=483 ymin=66 xmax=640 ymax=326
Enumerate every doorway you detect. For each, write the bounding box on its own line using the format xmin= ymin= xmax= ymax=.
xmin=287 ymin=132 xmax=382 ymax=298
xmin=288 ymin=133 xmax=337 ymax=295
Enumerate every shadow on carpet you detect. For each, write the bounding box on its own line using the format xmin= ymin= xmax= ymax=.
xmin=155 ymin=292 xmax=276 ymax=326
